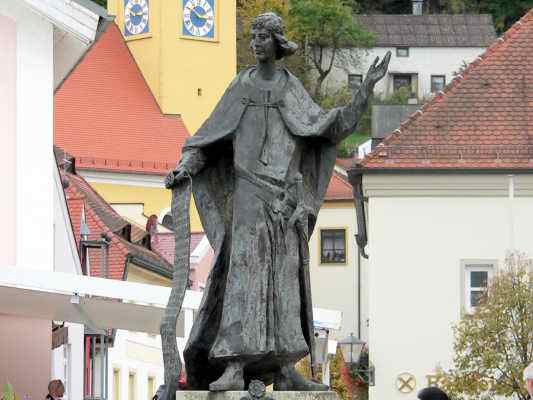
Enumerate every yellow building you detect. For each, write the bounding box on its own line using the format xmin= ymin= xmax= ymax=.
xmin=107 ymin=0 xmax=237 ymax=134
xmin=56 ymin=1 xmax=236 ymax=232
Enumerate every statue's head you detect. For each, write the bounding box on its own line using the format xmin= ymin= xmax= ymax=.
xmin=250 ymin=12 xmax=297 ymax=62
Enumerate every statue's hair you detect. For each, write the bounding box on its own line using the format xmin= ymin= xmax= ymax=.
xmin=251 ymin=12 xmax=298 ymax=60
xmin=525 ymin=362 xmax=533 ymax=380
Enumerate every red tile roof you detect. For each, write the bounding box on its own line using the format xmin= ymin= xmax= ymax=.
xmin=62 ymin=168 xmax=173 ymax=280
xmin=336 ymin=157 xmax=356 ymax=172
xmin=325 ymin=172 xmax=353 ymax=201
xmin=152 ymin=232 xmax=207 ymax=266
xmin=54 ymin=23 xmax=189 ymax=175
xmin=360 ymin=9 xmax=533 ymax=170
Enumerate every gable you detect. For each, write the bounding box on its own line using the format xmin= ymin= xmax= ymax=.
xmin=54 ymin=22 xmax=190 ymax=175
xmin=360 ymin=9 xmax=533 ymax=171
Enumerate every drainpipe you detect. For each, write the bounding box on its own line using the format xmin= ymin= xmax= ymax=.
xmin=351 ymin=172 xmax=368 ymax=259
xmin=350 ymin=170 xmax=369 ymax=340
xmin=357 ymin=243 xmax=362 ymax=339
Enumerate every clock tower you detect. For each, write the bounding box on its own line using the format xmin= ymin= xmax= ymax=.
xmin=108 ymin=0 xmax=236 ymax=133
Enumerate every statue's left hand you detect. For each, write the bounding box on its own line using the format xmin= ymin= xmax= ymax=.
xmin=365 ymin=51 xmax=391 ymax=87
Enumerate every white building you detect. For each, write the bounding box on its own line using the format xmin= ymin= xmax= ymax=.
xmin=323 ymin=6 xmax=496 ymax=99
xmin=349 ymin=9 xmax=533 ymax=400
xmin=310 ymin=169 xmax=369 ymax=343
xmin=0 ymin=3 xmax=195 ymax=400
xmin=0 ymin=0 xmax=109 ymax=398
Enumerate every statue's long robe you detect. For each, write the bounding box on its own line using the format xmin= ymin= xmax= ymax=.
xmin=182 ymin=68 xmax=354 ymax=389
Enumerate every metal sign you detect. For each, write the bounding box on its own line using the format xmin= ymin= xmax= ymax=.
xmin=397 ymin=372 xmax=416 ymax=393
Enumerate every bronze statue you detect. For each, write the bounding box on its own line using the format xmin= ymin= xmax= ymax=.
xmin=165 ymin=12 xmax=390 ymax=392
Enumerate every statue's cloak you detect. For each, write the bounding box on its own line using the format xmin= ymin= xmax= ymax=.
xmin=183 ymin=68 xmax=342 ymax=389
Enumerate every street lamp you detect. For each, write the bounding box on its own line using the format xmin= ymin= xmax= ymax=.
xmin=314 ymin=329 xmax=330 ymax=386
xmin=338 ymin=333 xmax=375 ymax=386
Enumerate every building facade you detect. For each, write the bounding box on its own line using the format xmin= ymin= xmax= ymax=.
xmin=323 ymin=14 xmax=495 ymax=99
xmin=309 ymin=170 xmax=369 ymax=343
xmin=0 ymin=0 xmax=108 ymax=398
xmin=106 ymin=0 xmax=236 ymax=134
xmin=350 ymin=9 xmax=533 ymax=400
xmin=54 ymin=22 xmax=204 ymax=232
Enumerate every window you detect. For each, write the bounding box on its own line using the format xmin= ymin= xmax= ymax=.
xmin=393 ymin=74 xmax=412 ymax=93
xmin=348 ymin=74 xmax=363 ymax=91
xmin=113 ymin=369 xmax=121 ymax=400
xmin=463 ymin=262 xmax=496 ymax=313
xmin=161 ymin=213 xmax=174 ymax=231
xmin=320 ymin=229 xmax=346 ymax=264
xmin=396 ymin=47 xmax=409 ymax=57
xmin=431 ymin=75 xmax=446 ymax=92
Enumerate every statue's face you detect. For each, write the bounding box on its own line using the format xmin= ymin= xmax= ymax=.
xmin=251 ymin=27 xmax=276 ymax=63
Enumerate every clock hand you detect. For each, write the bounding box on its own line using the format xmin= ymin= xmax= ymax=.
xmin=191 ymin=7 xmax=208 ymax=20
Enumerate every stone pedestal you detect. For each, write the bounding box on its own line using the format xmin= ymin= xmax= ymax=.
xmin=176 ymin=392 xmax=340 ymax=400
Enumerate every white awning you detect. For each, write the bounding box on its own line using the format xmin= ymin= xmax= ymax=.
xmin=1 ymin=266 xmax=342 ymax=335
xmin=313 ymin=307 xmax=342 ymax=331
xmin=0 ymin=266 xmax=202 ymax=335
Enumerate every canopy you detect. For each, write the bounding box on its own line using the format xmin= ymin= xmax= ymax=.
xmin=0 ymin=266 xmax=202 ymax=334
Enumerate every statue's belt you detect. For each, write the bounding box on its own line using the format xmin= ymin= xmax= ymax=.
xmin=235 ymin=168 xmax=298 ymax=217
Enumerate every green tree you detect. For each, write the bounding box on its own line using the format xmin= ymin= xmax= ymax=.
xmin=440 ymin=252 xmax=533 ymax=400
xmin=92 ymin=0 xmax=107 ymax=8
xmin=359 ymin=0 xmax=532 ymax=33
xmin=463 ymin=0 xmax=532 ymax=33
xmin=237 ymin=0 xmax=311 ymax=87
xmin=289 ymin=0 xmax=374 ymax=97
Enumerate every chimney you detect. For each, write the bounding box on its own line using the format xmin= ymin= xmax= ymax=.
xmin=412 ymin=0 xmax=423 ymax=15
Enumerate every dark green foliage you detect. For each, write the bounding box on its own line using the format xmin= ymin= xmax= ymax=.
xmin=289 ymin=0 xmax=375 ymax=96
xmin=93 ymin=0 xmax=107 ymax=7
xmin=358 ymin=0 xmax=532 ymax=33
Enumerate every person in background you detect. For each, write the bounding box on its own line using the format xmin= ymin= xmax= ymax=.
xmin=525 ymin=362 xmax=533 ymax=400
xmin=46 ymin=380 xmax=64 ymax=400
xmin=417 ymin=386 xmax=450 ymax=400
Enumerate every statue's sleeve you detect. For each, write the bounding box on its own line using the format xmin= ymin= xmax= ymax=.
xmin=326 ymin=80 xmax=373 ymax=144
xmin=178 ymin=148 xmax=206 ymax=176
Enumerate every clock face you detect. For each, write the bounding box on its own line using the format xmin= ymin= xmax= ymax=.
xmin=124 ymin=0 xmax=149 ymax=36
xmin=182 ymin=0 xmax=215 ymax=39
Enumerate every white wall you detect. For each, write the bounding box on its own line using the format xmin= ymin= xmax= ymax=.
xmin=0 ymin=0 xmax=55 ymax=271
xmin=0 ymin=13 xmax=17 ymax=268
xmin=364 ymin=174 xmax=533 ymax=400
xmin=324 ymin=47 xmax=486 ymax=98
xmin=51 ymin=323 xmax=84 ymax=400
xmin=108 ymin=309 xmax=194 ymax=400
xmin=310 ymin=204 xmax=369 ymax=342
xmin=0 ymin=2 xmax=54 ymax=398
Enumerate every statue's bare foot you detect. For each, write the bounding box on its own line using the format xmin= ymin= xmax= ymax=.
xmin=209 ymin=362 xmax=244 ymax=391
xmin=274 ymin=365 xmax=329 ymax=391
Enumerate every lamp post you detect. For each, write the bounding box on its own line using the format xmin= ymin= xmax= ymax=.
xmin=338 ymin=333 xmax=375 ymax=387
xmin=314 ymin=329 xmax=330 ymax=386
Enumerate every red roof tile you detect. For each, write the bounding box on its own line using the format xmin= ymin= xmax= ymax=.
xmin=336 ymin=157 xmax=356 ymax=172
xmin=360 ymin=9 xmax=533 ymax=170
xmin=325 ymin=172 xmax=353 ymax=201
xmin=63 ymin=170 xmax=173 ymax=280
xmin=152 ymin=232 xmax=207 ymax=266
xmin=54 ymin=23 xmax=189 ymax=175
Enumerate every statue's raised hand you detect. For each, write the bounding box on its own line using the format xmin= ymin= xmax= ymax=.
xmin=365 ymin=51 xmax=391 ymax=87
